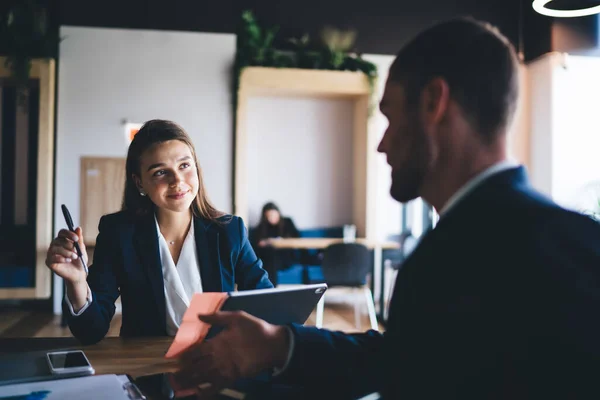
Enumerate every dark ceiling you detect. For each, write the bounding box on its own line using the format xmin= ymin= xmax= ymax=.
xmin=5 ymin=0 xmax=600 ymax=62
xmin=56 ymin=0 xmax=529 ymax=56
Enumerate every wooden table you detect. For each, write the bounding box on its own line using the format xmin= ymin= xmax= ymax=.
xmin=0 ymin=337 xmax=177 ymax=378
xmin=0 ymin=337 xmax=310 ymax=399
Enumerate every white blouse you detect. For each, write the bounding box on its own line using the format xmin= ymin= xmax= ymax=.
xmin=66 ymin=217 xmax=204 ymax=337
xmin=155 ymin=216 xmax=203 ymax=336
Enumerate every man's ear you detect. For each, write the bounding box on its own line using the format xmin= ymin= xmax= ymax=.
xmin=420 ymin=77 xmax=450 ymax=124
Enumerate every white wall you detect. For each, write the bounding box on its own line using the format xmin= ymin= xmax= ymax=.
xmin=54 ymin=26 xmax=235 ymax=313
xmin=528 ymin=53 xmax=600 ymax=211
xmin=246 ymin=96 xmax=355 ymax=229
xmin=551 ymin=55 xmax=600 ymax=209
xmin=528 ymin=53 xmax=559 ymax=197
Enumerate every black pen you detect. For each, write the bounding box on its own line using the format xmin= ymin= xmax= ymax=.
xmin=61 ymin=204 xmax=89 ymax=276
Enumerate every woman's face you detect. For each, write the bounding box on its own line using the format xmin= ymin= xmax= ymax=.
xmin=265 ymin=209 xmax=281 ymax=225
xmin=135 ymin=140 xmax=199 ymax=214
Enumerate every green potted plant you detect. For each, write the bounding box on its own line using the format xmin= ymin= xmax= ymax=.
xmin=234 ymin=10 xmax=378 ymax=113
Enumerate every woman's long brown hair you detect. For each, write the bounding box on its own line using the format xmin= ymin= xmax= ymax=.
xmin=121 ymin=119 xmax=225 ymax=222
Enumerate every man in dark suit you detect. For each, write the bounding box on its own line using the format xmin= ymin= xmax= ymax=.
xmin=174 ymin=18 xmax=600 ymax=399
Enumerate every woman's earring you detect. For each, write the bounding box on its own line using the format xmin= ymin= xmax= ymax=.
xmin=139 ymin=191 xmax=146 ymax=197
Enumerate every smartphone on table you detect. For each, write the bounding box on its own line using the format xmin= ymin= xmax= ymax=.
xmin=45 ymin=350 xmax=95 ymax=378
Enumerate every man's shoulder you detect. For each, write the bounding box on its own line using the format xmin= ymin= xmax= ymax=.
xmin=537 ymin=205 xmax=600 ymax=241
xmin=439 ymin=181 xmax=594 ymax=248
xmin=502 ymin=185 xmax=595 ymax=230
xmin=473 ymin=183 xmax=600 ymax=252
xmin=468 ymin=180 xmax=563 ymax=227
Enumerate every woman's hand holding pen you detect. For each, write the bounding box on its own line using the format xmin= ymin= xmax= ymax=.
xmin=45 ymin=227 xmax=90 ymax=309
xmin=46 ymin=227 xmax=89 ymax=282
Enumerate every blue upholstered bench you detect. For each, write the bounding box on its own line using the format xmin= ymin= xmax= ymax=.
xmin=275 ymin=226 xmax=343 ymax=284
xmin=0 ymin=266 xmax=34 ymax=288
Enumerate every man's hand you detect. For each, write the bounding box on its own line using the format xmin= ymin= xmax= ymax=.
xmin=173 ymin=311 xmax=291 ymax=398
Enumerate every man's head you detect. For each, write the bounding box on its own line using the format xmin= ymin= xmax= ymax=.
xmin=377 ymin=18 xmax=520 ymax=204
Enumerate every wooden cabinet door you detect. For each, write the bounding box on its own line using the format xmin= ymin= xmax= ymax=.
xmin=80 ymin=157 xmax=126 ymax=246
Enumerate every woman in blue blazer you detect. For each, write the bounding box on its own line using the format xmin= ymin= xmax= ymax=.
xmin=45 ymin=120 xmax=273 ymax=345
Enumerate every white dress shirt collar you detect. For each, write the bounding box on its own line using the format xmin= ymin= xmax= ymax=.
xmin=438 ymin=160 xmax=519 ymax=217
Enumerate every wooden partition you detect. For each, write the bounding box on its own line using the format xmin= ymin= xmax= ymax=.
xmin=235 ymin=67 xmax=377 ymax=238
xmin=0 ymin=57 xmax=55 ymax=299
xmin=80 ymin=157 xmax=126 ymax=246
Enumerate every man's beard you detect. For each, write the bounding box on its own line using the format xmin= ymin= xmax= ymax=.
xmin=390 ymin=167 xmax=424 ymax=203
xmin=389 ymin=134 xmax=432 ymax=203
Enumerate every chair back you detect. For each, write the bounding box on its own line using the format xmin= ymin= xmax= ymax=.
xmin=320 ymin=243 xmax=371 ymax=287
xmin=384 ymin=232 xmax=418 ymax=270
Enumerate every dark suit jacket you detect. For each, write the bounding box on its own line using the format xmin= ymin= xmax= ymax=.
xmin=65 ymin=211 xmax=273 ymax=345
xmin=277 ymin=167 xmax=600 ymax=399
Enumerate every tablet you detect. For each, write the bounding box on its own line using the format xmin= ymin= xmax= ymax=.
xmin=165 ymin=283 xmax=327 ymax=359
xmin=220 ymin=283 xmax=327 ymax=325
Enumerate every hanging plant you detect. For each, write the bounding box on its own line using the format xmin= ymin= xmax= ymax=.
xmin=232 ymin=10 xmax=293 ymax=116
xmin=0 ymin=0 xmax=59 ymax=106
xmin=233 ymin=10 xmax=378 ymax=114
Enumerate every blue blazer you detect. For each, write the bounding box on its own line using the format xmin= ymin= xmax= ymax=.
xmin=277 ymin=167 xmax=600 ymax=399
xmin=65 ymin=211 xmax=273 ymax=345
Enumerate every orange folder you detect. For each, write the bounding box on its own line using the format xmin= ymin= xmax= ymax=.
xmin=164 ymin=292 xmax=228 ymax=359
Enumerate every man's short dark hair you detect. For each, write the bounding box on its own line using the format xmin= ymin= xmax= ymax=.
xmin=389 ymin=17 xmax=519 ymax=141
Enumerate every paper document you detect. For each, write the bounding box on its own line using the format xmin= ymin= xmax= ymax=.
xmin=0 ymin=374 xmax=144 ymax=400
xmin=165 ymin=292 xmax=228 ymax=359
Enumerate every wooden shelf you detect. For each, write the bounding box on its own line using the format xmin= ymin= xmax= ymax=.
xmin=239 ymin=67 xmax=371 ymax=98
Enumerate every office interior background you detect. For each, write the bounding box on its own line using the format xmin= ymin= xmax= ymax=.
xmin=1 ymin=0 xmax=600 ymax=336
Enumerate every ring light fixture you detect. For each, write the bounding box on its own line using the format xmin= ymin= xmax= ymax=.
xmin=532 ymin=0 xmax=600 ymax=17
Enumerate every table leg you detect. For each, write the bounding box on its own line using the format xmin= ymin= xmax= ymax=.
xmin=379 ymin=259 xmax=387 ymax=323
xmin=372 ymin=246 xmax=382 ymax=316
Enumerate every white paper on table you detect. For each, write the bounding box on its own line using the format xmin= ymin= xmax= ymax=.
xmin=0 ymin=374 xmax=141 ymax=400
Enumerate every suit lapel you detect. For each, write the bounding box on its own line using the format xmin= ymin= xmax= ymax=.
xmin=133 ymin=213 xmax=166 ymax=328
xmin=194 ymin=217 xmax=223 ymax=292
